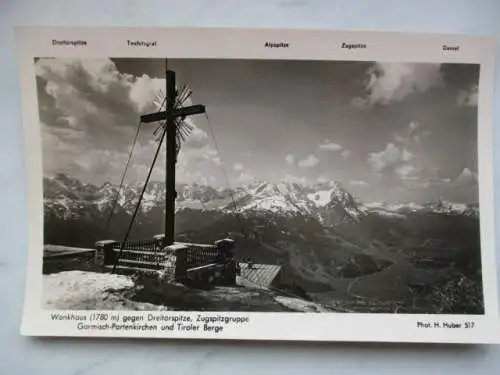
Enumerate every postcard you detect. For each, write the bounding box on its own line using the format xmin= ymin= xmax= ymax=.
xmin=15 ymin=26 xmax=500 ymax=343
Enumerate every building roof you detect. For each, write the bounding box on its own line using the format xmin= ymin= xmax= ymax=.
xmin=238 ymin=263 xmax=282 ymax=288
xmin=43 ymin=244 xmax=94 ymax=259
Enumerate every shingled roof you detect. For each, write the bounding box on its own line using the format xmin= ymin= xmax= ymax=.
xmin=238 ymin=263 xmax=282 ymax=288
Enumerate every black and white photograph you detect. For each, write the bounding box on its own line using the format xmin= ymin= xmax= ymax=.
xmin=38 ymin=56 xmax=484 ymax=315
xmin=16 ymin=26 xmax=500 ymax=343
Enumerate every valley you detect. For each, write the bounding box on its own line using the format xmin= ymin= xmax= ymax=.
xmin=42 ymin=173 xmax=484 ymax=314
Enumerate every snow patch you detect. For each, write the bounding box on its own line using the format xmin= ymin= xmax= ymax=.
xmin=240 ymin=196 xmax=301 ymax=213
xmin=43 ymin=271 xmax=169 ymax=310
xmin=307 ymin=190 xmax=333 ymax=207
xmin=274 ymin=296 xmax=329 ymax=312
xmin=367 ymin=208 xmax=406 ymax=219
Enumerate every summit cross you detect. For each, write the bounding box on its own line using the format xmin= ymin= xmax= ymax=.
xmin=140 ymin=69 xmax=206 ymax=246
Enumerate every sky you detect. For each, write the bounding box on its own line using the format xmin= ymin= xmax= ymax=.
xmin=35 ymin=57 xmax=480 ymax=203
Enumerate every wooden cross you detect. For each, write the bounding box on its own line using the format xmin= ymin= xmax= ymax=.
xmin=140 ymin=69 xmax=206 ymax=246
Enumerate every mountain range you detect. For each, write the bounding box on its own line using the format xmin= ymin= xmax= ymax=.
xmin=44 ymin=170 xmax=479 ymax=223
xmin=42 ymin=172 xmax=483 ymax=313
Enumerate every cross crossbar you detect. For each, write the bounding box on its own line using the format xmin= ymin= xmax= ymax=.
xmin=140 ymin=104 xmax=206 ymax=124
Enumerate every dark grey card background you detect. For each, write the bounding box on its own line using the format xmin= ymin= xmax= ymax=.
xmin=2 ymin=0 xmax=500 ymax=374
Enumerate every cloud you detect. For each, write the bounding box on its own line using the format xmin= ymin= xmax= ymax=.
xmin=37 ymin=57 xmax=219 ymax=186
xmin=393 ymin=121 xmax=431 ymax=149
xmin=352 ymin=63 xmax=443 ymax=108
xmin=283 ymin=174 xmax=308 ymax=185
xmin=285 ymin=154 xmax=295 ymax=166
xmin=350 ymin=180 xmax=371 ymax=188
xmin=129 ymin=74 xmax=168 ymax=113
xmin=317 ymin=174 xmax=329 ymax=183
xmin=318 ymin=140 xmax=343 ymax=152
xmin=233 ymin=163 xmax=244 ymax=171
xmin=457 ymin=84 xmax=478 ymax=107
xmin=395 ymin=165 xmax=419 ymax=180
xmin=184 ymin=122 xmax=210 ymax=147
xmin=368 ymin=143 xmax=413 ymax=173
xmin=367 ymin=121 xmax=444 ymax=191
xmin=43 ymin=134 xmax=167 ymax=185
xmin=298 ymin=154 xmax=319 ymax=168
xmin=341 ymin=150 xmax=351 ymax=159
xmin=178 ymin=141 xmax=218 ymax=165
xmin=36 ymin=58 xmax=162 ymax=138
xmin=176 ymin=167 xmax=209 ymax=187
xmin=236 ymin=172 xmax=255 ymax=185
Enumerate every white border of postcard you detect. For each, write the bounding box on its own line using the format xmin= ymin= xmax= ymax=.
xmin=15 ymin=26 xmax=500 ymax=344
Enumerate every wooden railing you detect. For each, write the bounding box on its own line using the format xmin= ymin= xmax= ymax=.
xmin=95 ymin=237 xmax=237 ymax=286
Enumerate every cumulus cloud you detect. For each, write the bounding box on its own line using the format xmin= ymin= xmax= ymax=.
xmin=341 ymin=150 xmax=351 ymax=159
xmin=233 ymin=163 xmax=244 ymax=171
xmin=350 ymin=180 xmax=371 ymax=188
xmin=283 ymin=174 xmax=308 ymax=185
xmin=179 ymin=142 xmax=218 ymax=166
xmin=393 ymin=121 xmax=431 ymax=149
xmin=36 ymin=58 xmax=161 ymax=135
xmin=236 ymin=172 xmax=255 ymax=185
xmin=297 ymin=154 xmax=319 ymax=168
xmin=368 ymin=143 xmax=413 ymax=173
xmin=318 ymin=140 xmax=343 ymax=152
xmin=176 ymin=165 xmax=209 ymax=187
xmin=285 ymin=154 xmax=295 ymax=166
xmin=37 ymin=57 xmax=219 ymax=185
xmin=367 ymin=121 xmax=442 ymax=190
xmin=352 ymin=62 xmax=443 ymax=109
xmin=317 ymin=174 xmax=329 ymax=183
xmin=457 ymin=84 xmax=478 ymax=107
xmin=395 ymin=164 xmax=419 ymax=180
xmin=129 ymin=74 xmax=167 ymax=113
xmin=183 ymin=122 xmax=210 ymax=147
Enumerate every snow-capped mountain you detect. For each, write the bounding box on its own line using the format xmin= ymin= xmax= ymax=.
xmin=313 ymin=181 xmax=366 ymax=223
xmin=44 ymin=174 xmax=365 ymax=221
xmin=43 ymin=174 xmax=483 ymax=316
xmin=454 ymin=168 xmax=478 ymax=186
xmin=364 ymin=199 xmax=478 ymax=217
xmin=229 ymin=181 xmax=315 ymax=215
xmin=43 ymin=173 xmax=478 ymax=224
xmin=442 ymin=167 xmax=479 ymax=204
